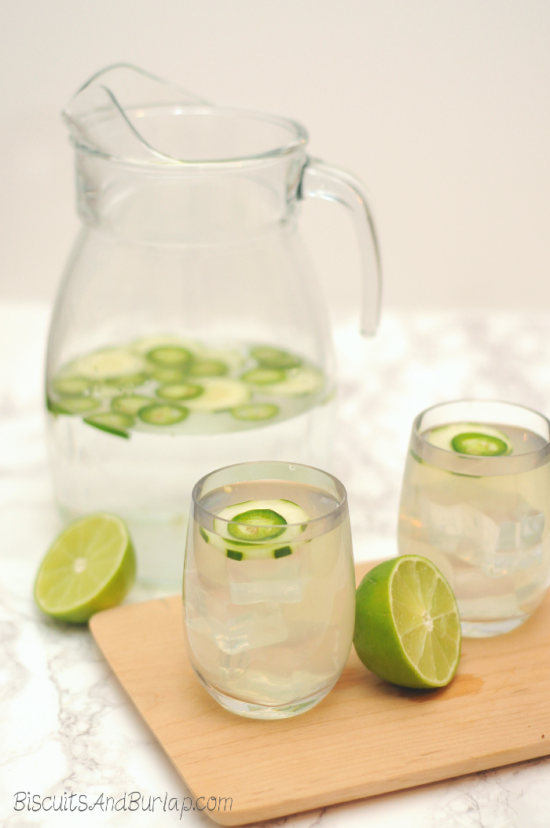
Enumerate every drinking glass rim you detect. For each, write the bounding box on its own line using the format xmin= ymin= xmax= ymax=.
xmin=411 ymin=398 xmax=550 ymax=475
xmin=191 ymin=460 xmax=348 ymax=529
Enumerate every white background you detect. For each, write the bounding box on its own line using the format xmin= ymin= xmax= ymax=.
xmin=1 ymin=0 xmax=549 ymax=319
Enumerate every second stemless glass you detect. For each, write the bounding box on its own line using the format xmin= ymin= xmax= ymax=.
xmin=398 ymin=400 xmax=550 ymax=637
xmin=183 ymin=461 xmax=356 ymax=719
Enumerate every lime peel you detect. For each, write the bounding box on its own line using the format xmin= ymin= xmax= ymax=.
xmin=353 ymin=555 xmax=461 ymax=689
xmin=34 ymin=514 xmax=136 ymax=624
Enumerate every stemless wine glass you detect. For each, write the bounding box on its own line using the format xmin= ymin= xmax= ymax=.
xmin=398 ymin=400 xmax=550 ymax=637
xmin=183 ymin=461 xmax=356 ymax=719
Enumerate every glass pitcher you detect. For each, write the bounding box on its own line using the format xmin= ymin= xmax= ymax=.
xmin=46 ymin=64 xmax=381 ymax=586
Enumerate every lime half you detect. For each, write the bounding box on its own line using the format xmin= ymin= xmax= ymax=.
xmin=34 ymin=514 xmax=136 ymax=624
xmin=354 ymin=555 xmax=461 ymax=689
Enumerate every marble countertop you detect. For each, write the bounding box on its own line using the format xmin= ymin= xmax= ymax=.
xmin=2 ymin=303 xmax=550 ymax=828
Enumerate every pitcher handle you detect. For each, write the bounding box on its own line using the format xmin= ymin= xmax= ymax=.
xmin=299 ymin=158 xmax=382 ymax=336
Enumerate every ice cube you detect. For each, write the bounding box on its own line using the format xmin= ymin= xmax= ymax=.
xmin=415 ymin=490 xmax=463 ymax=553
xmin=454 ymin=495 xmax=544 ymax=576
xmin=218 ymin=611 xmax=287 ymax=654
xmin=414 ymin=487 xmax=545 ymax=576
xmin=185 ymin=581 xmax=288 ymax=654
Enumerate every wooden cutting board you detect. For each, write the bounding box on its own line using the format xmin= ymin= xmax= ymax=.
xmin=90 ymin=561 xmax=550 ymax=826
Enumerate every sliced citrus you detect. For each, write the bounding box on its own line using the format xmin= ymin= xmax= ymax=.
xmin=34 ymin=514 xmax=136 ymax=624
xmin=354 ymin=555 xmax=461 ymax=689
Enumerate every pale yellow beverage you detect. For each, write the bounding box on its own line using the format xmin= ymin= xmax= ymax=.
xmin=183 ymin=462 xmax=355 ymax=719
xmin=398 ymin=401 xmax=550 ymax=637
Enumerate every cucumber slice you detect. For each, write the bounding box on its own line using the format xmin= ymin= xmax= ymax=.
xmin=146 ymin=346 xmax=193 ymax=368
xmin=425 ymin=423 xmax=512 ymax=456
xmin=112 ymin=394 xmax=151 ymax=415
xmin=54 ymin=396 xmax=101 ymax=415
xmin=196 ymin=345 xmax=246 ymax=372
xmin=132 ymin=334 xmax=198 ymax=354
xmin=251 ymin=346 xmax=301 ymax=370
xmin=93 ymin=383 xmax=124 ymax=400
xmin=185 ymin=379 xmax=250 ymax=413
xmin=201 ymin=528 xmax=300 ymax=561
xmin=105 ymin=372 xmax=150 ymax=390
xmin=84 ymin=412 xmax=134 ymax=438
xmin=206 ymin=499 xmax=310 ymax=559
xmin=451 ymin=432 xmax=509 ymax=457
xmin=231 ymin=403 xmax=279 ymax=421
xmin=138 ymin=404 xmax=188 ymax=426
xmin=69 ymin=348 xmax=147 ymax=381
xmin=151 ymin=367 xmax=188 ymax=384
xmin=52 ymin=376 xmax=92 ymax=397
xmin=187 ymin=359 xmax=228 ymax=378
xmin=216 ymin=499 xmax=309 ymax=529
xmin=241 ymin=368 xmax=285 ymax=385
xmin=264 ymin=367 xmax=324 ymax=397
xmin=156 ymin=383 xmax=204 ymax=401
xmin=226 ymin=508 xmax=287 ymax=542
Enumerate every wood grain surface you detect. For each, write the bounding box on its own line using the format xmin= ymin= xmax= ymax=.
xmin=90 ymin=561 xmax=550 ymax=826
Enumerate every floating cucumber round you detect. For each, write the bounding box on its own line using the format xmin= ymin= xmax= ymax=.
xmin=68 ymin=348 xmax=148 ymax=381
xmin=92 ymin=383 xmax=125 ymax=400
xmin=185 ymin=379 xmax=250 ymax=412
xmin=105 ymin=371 xmax=150 ymax=390
xmin=250 ymin=346 xmax=301 ymax=370
xmin=203 ymin=499 xmax=310 ymax=560
xmin=84 ymin=411 xmax=134 ymax=438
xmin=263 ymin=367 xmax=324 ymax=397
xmin=200 ymin=529 xmax=299 ymax=561
xmin=187 ymin=359 xmax=228 ymax=378
xmin=195 ymin=345 xmax=246 ymax=372
xmin=155 ymin=383 xmax=203 ymax=401
xmin=54 ymin=396 xmax=101 ymax=415
xmin=241 ymin=368 xmax=285 ymax=385
xmin=112 ymin=394 xmax=151 ymax=415
xmin=151 ymin=366 xmax=188 ymax=384
xmin=231 ymin=403 xmax=279 ymax=421
xmin=52 ymin=376 xmax=93 ymax=397
xmin=425 ymin=423 xmax=512 ymax=456
xmin=138 ymin=404 xmax=188 ymax=426
xmin=146 ymin=346 xmax=194 ymax=368
xmin=132 ymin=334 xmax=198 ymax=355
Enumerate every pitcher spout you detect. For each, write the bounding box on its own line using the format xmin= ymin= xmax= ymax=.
xmin=63 ymin=63 xmax=210 ymax=164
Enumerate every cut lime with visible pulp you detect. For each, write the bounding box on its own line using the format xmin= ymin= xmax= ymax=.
xmin=354 ymin=555 xmax=461 ymax=689
xmin=34 ymin=514 xmax=136 ymax=624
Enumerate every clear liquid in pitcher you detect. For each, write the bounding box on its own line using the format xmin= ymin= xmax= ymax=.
xmin=47 ymin=335 xmax=334 ymax=585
